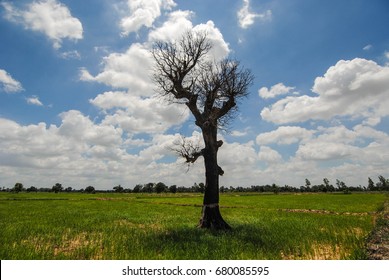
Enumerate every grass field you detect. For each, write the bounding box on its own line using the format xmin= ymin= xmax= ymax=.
xmin=0 ymin=192 xmax=387 ymax=260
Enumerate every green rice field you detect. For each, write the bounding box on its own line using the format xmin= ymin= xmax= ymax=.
xmin=0 ymin=192 xmax=387 ymax=260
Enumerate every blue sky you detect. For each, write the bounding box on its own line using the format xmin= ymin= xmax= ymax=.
xmin=0 ymin=0 xmax=388 ymax=190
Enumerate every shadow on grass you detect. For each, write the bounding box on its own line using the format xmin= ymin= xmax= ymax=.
xmin=140 ymin=223 xmax=283 ymax=259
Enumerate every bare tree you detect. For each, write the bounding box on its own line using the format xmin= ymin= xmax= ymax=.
xmin=152 ymin=31 xmax=254 ymax=230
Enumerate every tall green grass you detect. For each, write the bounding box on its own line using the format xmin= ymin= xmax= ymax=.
xmin=0 ymin=192 xmax=386 ymax=259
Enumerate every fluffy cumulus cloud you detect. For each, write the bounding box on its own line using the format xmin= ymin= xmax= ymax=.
xmin=237 ymin=0 xmax=271 ymax=29
xmin=294 ymin=125 xmax=389 ymax=162
xmin=287 ymin=124 xmax=389 ymax=185
xmin=255 ymin=57 xmax=389 ymax=186
xmin=256 ymin=126 xmax=314 ymax=145
xmin=147 ymin=10 xmax=230 ymax=60
xmin=0 ymin=111 xmax=121 ymax=169
xmin=0 ymin=111 xmax=133 ymax=186
xmin=19 ymin=110 xmax=123 ymax=164
xmin=90 ymin=91 xmax=190 ymax=134
xmin=120 ymin=0 xmax=176 ymax=36
xmin=80 ymin=43 xmax=153 ymax=94
xmin=258 ymin=146 xmax=282 ymax=164
xmin=218 ymin=139 xmax=262 ymax=187
xmin=57 ymin=110 xmax=123 ymax=148
xmin=253 ymin=130 xmax=389 ymax=187
xmin=261 ymin=58 xmax=389 ymax=124
xmin=0 ymin=112 xmax=205 ymax=188
xmin=2 ymin=0 xmax=83 ymax=49
xmin=148 ymin=10 xmax=193 ymax=42
xmin=0 ymin=69 xmax=23 ymax=93
xmin=258 ymin=83 xmax=296 ymax=99
xmin=192 ymin=21 xmax=230 ymax=61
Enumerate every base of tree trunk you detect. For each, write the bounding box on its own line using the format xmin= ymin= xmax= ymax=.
xmin=198 ymin=204 xmax=231 ymax=230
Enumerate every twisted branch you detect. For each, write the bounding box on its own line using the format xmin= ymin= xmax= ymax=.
xmin=170 ymin=136 xmax=204 ymax=166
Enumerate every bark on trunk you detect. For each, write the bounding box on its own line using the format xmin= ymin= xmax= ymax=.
xmin=199 ymin=204 xmax=231 ymax=230
xmin=198 ymin=123 xmax=231 ymax=230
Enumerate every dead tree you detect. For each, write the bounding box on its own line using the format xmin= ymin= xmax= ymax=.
xmin=151 ymin=31 xmax=254 ymax=230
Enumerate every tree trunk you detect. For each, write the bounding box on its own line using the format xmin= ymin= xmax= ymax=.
xmin=198 ymin=123 xmax=231 ymax=230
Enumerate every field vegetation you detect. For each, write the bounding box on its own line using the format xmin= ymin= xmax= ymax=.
xmin=1 ymin=192 xmax=387 ymax=260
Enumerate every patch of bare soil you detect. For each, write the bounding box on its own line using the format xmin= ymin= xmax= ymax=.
xmin=53 ymin=230 xmax=104 ymax=259
xmin=280 ymin=243 xmax=342 ymax=260
xmin=366 ymin=199 xmax=389 ymax=260
xmin=281 ymin=208 xmax=372 ymax=216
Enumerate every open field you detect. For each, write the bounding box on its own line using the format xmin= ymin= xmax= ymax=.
xmin=0 ymin=192 xmax=387 ymax=260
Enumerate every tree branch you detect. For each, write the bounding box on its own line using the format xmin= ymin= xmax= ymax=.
xmin=170 ymin=136 xmax=204 ymax=165
xmin=213 ymin=60 xmax=254 ymax=125
xmin=151 ymin=31 xmax=212 ymax=126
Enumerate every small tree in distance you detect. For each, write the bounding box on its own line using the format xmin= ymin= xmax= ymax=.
xmin=13 ymin=182 xmax=24 ymax=193
xmin=152 ymin=31 xmax=254 ymax=230
xmin=52 ymin=183 xmax=63 ymax=193
xmin=155 ymin=182 xmax=167 ymax=193
xmin=113 ymin=185 xmax=124 ymax=193
xmin=85 ymin=186 xmax=95 ymax=194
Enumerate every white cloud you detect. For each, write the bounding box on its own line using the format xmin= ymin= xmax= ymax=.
xmin=2 ymin=0 xmax=83 ymax=49
xmin=254 ymin=124 xmax=389 ymax=187
xmin=218 ymin=140 xmax=262 ymax=186
xmin=90 ymin=91 xmax=189 ymax=134
xmin=0 ymin=110 xmax=126 ymax=168
xmin=261 ymin=58 xmax=389 ymax=124
xmin=258 ymin=83 xmax=296 ymax=99
xmin=296 ymin=141 xmax=357 ymax=161
xmin=256 ymin=66 xmax=389 ymax=186
xmin=294 ymin=125 xmax=389 ymax=163
xmin=147 ymin=10 xmax=230 ymax=61
xmin=89 ymin=91 xmax=134 ymax=110
xmin=79 ymin=68 xmax=95 ymax=81
xmin=120 ymin=0 xmax=176 ymax=36
xmin=59 ymin=50 xmax=81 ymax=60
xmin=0 ymin=117 xmax=79 ymax=167
xmin=0 ymin=112 xmax=138 ymax=187
xmin=258 ymin=146 xmax=282 ymax=163
xmin=256 ymin=126 xmax=314 ymax=145
xmin=26 ymin=96 xmax=43 ymax=106
xmin=0 ymin=114 xmax=202 ymax=188
xmin=192 ymin=20 xmax=230 ymax=61
xmin=1 ymin=2 xmax=20 ymax=21
xmin=363 ymin=44 xmax=372 ymax=51
xmin=1 ymin=109 xmax=388 ymax=189
xmin=80 ymin=43 xmax=153 ymax=95
xmin=148 ymin=10 xmax=194 ymax=42
xmin=0 ymin=69 xmax=23 ymax=93
xmin=220 ymin=140 xmax=257 ymax=166
xmin=58 ymin=110 xmax=123 ymax=148
xmin=231 ymin=130 xmax=248 ymax=137
xmin=237 ymin=0 xmax=271 ymax=29
xmin=353 ymin=124 xmax=388 ymax=141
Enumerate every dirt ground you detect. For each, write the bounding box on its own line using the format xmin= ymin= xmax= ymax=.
xmin=366 ymin=199 xmax=389 ymax=260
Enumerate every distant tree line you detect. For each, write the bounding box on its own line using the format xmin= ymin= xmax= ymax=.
xmin=2 ymin=175 xmax=388 ymax=194
xmin=3 ymin=182 xmax=97 ymax=194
